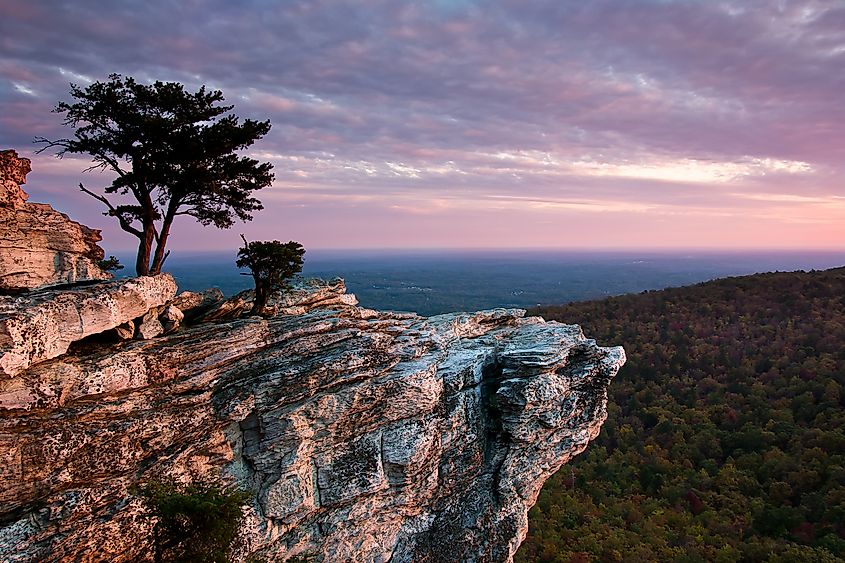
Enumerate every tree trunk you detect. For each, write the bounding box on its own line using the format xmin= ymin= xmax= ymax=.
xmin=135 ymin=234 xmax=153 ymax=276
xmin=252 ymin=275 xmax=268 ymax=316
xmin=135 ymin=180 xmax=157 ymax=277
xmin=149 ymin=215 xmax=174 ymax=275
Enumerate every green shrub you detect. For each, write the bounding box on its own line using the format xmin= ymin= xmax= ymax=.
xmin=139 ymin=480 xmax=250 ymax=563
xmin=236 ymin=235 xmax=305 ymax=315
xmin=98 ymin=255 xmax=124 ymax=272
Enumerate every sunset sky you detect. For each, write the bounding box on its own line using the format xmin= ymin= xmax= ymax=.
xmin=1 ymin=0 xmax=843 ymax=252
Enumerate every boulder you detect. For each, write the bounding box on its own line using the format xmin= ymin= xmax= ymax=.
xmin=159 ymin=305 xmax=184 ymax=333
xmin=135 ymin=308 xmax=164 ymax=340
xmin=113 ymin=320 xmax=135 ymax=340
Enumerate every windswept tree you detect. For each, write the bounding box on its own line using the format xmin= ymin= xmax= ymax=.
xmin=37 ymin=74 xmax=274 ymax=276
xmin=237 ymin=235 xmax=305 ymax=315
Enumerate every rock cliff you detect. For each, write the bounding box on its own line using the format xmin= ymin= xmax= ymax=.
xmin=0 ymin=277 xmax=624 ymax=562
xmin=0 ymin=150 xmax=111 ymax=293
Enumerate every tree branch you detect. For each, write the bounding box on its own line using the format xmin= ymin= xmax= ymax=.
xmin=90 ymin=149 xmax=128 ymax=177
xmin=35 ymin=137 xmax=129 ymax=179
xmin=33 ymin=137 xmax=71 ymax=156
xmin=78 ymin=183 xmax=143 ymax=238
xmin=159 ymin=250 xmax=171 ymax=269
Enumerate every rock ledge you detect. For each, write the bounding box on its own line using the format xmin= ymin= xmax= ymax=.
xmin=0 ymin=274 xmax=177 ymax=377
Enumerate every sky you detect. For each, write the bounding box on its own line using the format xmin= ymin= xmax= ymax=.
xmin=1 ymin=0 xmax=844 ymax=252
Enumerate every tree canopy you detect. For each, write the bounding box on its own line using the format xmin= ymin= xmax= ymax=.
xmin=237 ymin=236 xmax=305 ymax=315
xmin=37 ymin=74 xmax=274 ymax=276
xmin=518 ymin=268 xmax=845 ymax=562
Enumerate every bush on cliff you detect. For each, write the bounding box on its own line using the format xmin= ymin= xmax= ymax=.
xmin=97 ymin=255 xmax=123 ymax=272
xmin=139 ymin=480 xmax=249 ymax=563
xmin=237 ymin=235 xmax=305 ymax=316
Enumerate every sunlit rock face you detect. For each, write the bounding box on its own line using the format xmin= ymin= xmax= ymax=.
xmin=0 ymin=149 xmax=111 ymax=293
xmin=0 ymin=274 xmax=178 ymax=379
xmin=0 ymin=279 xmax=624 ymax=562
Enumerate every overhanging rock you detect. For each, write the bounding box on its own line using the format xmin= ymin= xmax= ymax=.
xmin=0 ymin=274 xmax=177 ymax=377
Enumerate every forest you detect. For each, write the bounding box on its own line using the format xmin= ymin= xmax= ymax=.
xmin=517 ymin=267 xmax=845 ymax=562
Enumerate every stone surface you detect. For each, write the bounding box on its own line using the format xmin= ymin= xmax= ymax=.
xmin=113 ymin=320 xmax=135 ymax=340
xmin=0 ymin=150 xmax=111 ymax=292
xmin=0 ymin=279 xmax=624 ymax=562
xmin=0 ymin=274 xmax=177 ymax=377
xmin=197 ymin=277 xmax=357 ymax=322
xmin=170 ymin=288 xmax=224 ymax=323
xmin=135 ymin=308 xmax=164 ymax=340
xmin=0 ymin=149 xmax=30 ymax=207
xmin=197 ymin=290 xmax=252 ymax=321
xmin=159 ymin=305 xmax=184 ymax=333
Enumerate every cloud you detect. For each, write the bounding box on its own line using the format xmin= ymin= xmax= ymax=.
xmin=0 ymin=0 xmax=842 ymax=249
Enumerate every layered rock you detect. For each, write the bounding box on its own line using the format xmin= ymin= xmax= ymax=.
xmin=0 ymin=274 xmax=177 ymax=377
xmin=170 ymin=287 xmax=225 ymax=322
xmin=0 ymin=149 xmax=111 ymax=292
xmin=0 ymin=279 xmax=624 ymax=562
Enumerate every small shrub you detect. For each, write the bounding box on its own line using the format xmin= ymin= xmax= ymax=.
xmin=236 ymin=235 xmax=305 ymax=315
xmin=98 ymin=255 xmax=124 ymax=272
xmin=139 ymin=480 xmax=250 ymax=563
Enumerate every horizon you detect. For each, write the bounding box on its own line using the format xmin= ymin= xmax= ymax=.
xmin=142 ymin=246 xmax=845 ymax=315
xmin=113 ymin=247 xmax=845 ymax=282
xmin=2 ymin=1 xmax=844 ymax=251
xmin=108 ymin=246 xmax=845 ymax=255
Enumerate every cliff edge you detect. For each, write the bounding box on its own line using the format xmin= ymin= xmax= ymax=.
xmin=0 ymin=278 xmax=624 ymax=562
xmin=0 ymin=149 xmax=624 ymax=562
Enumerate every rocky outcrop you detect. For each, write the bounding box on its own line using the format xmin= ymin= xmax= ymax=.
xmin=0 ymin=149 xmax=111 ymax=292
xmin=0 ymin=149 xmax=31 ymax=207
xmin=0 ymin=279 xmax=624 ymax=562
xmin=0 ymin=274 xmax=177 ymax=377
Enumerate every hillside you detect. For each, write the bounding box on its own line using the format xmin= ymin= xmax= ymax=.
xmin=519 ymin=268 xmax=845 ymax=562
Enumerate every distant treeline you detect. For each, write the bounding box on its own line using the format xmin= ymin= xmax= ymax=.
xmin=517 ymin=268 xmax=845 ymax=562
